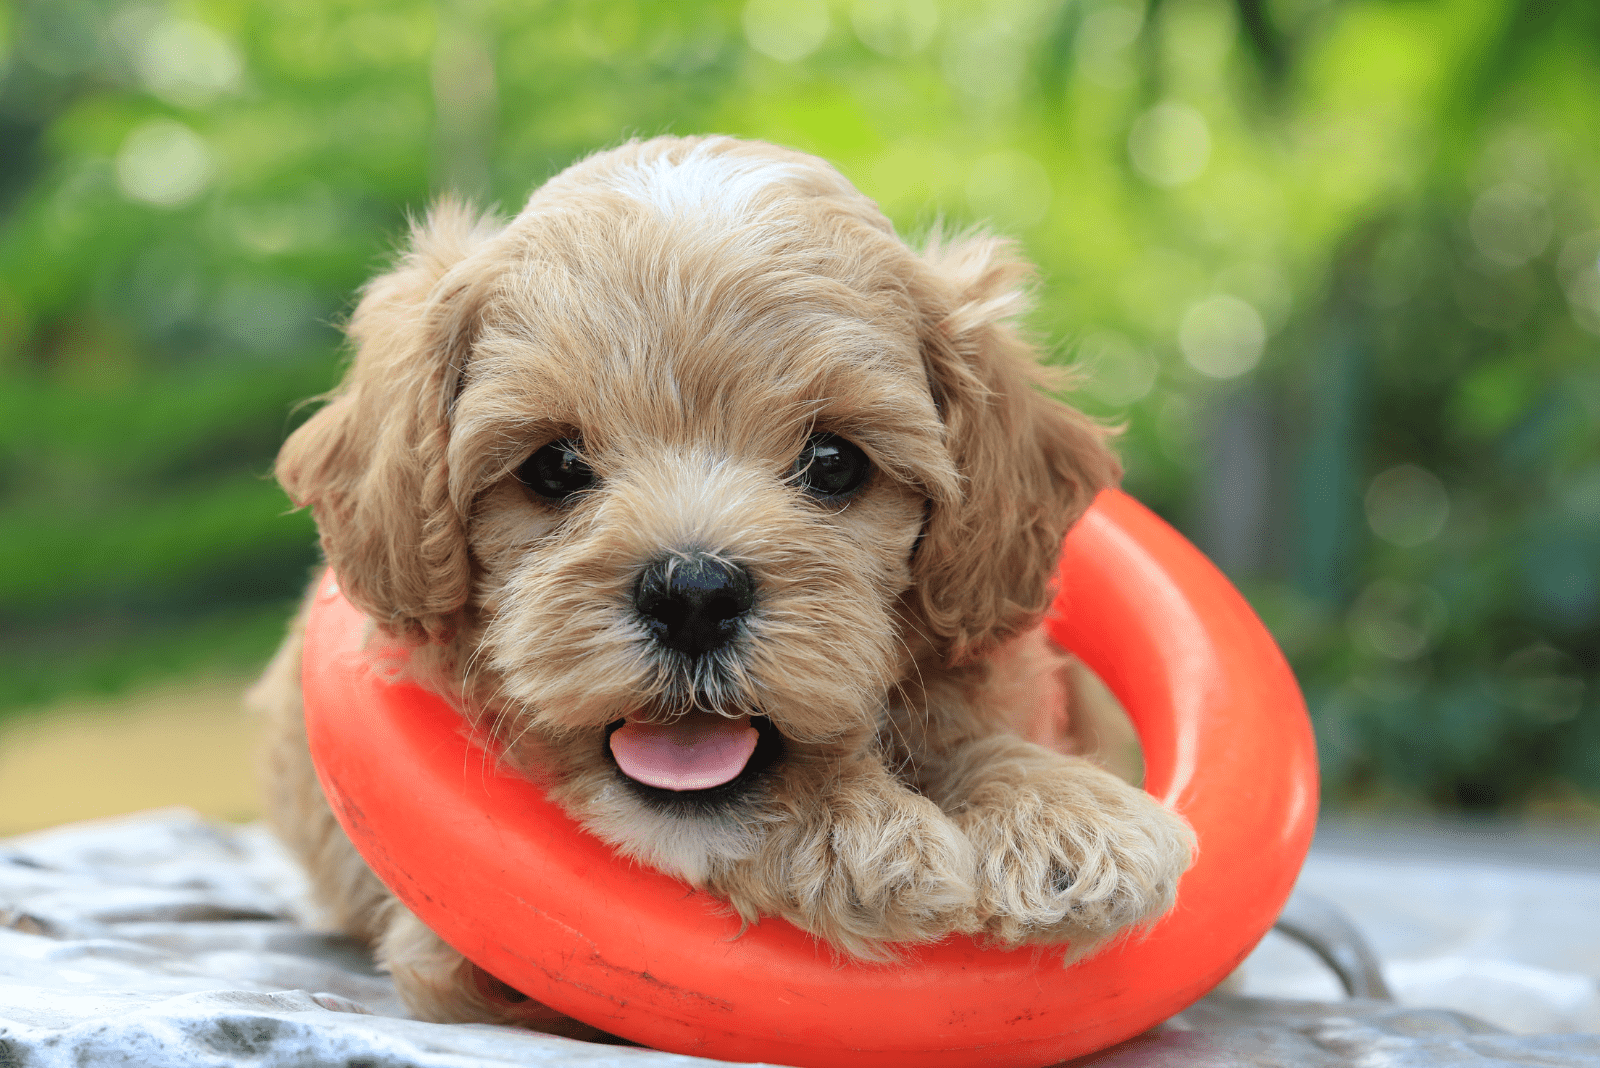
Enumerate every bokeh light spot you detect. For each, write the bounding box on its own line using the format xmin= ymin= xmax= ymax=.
xmin=744 ymin=0 xmax=829 ymax=62
xmin=1178 ymin=294 xmax=1263 ymax=379
xmin=1075 ymin=3 xmax=1143 ymax=87
xmin=1468 ymin=183 xmax=1551 ymax=268
xmin=115 ymin=119 xmax=213 ymax=208
xmin=1503 ymin=645 xmax=1586 ymax=724
xmin=1128 ymin=102 xmax=1210 ymax=187
xmin=941 ymin=17 xmax=1027 ymax=113
xmin=134 ymin=17 xmax=242 ymax=107
xmin=1348 ymin=579 xmax=1447 ymax=661
xmin=851 ymin=0 xmax=938 ymax=56
xmin=1563 ymin=267 xmax=1600 ymax=336
xmin=1556 ymin=230 xmax=1600 ymax=285
xmin=1364 ymin=464 xmax=1450 ymax=548
xmin=1079 ymin=331 xmax=1158 ymax=407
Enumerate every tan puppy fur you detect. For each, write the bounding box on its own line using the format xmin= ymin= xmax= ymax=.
xmin=255 ymin=135 xmax=1194 ymax=1031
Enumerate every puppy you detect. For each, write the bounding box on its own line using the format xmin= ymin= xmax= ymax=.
xmin=255 ymin=135 xmax=1193 ymax=1033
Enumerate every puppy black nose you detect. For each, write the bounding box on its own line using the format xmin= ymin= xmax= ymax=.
xmin=634 ymin=553 xmax=755 ymax=657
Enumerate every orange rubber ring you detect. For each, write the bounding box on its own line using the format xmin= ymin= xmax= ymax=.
xmin=303 ymin=488 xmax=1318 ymax=1067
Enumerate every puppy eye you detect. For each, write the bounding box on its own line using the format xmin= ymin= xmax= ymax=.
xmin=516 ymin=438 xmax=595 ymax=502
xmin=793 ymin=433 xmax=872 ymax=500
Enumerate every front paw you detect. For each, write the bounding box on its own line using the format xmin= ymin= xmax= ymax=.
xmin=715 ymin=774 xmax=978 ymax=959
xmin=958 ymin=761 xmax=1194 ymax=955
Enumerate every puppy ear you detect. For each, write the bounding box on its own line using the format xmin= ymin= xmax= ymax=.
xmin=277 ymin=201 xmax=501 ymax=642
xmin=908 ymin=233 xmax=1121 ymax=665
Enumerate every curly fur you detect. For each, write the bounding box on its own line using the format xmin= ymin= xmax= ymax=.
xmin=255 ymin=135 xmax=1193 ymax=1030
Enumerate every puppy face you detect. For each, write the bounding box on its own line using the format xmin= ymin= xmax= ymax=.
xmin=277 ymin=137 xmax=1118 ymax=876
xmin=451 ymin=183 xmax=949 ymax=751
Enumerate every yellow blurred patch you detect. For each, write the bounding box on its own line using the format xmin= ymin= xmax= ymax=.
xmin=0 ymin=676 xmax=260 ymax=836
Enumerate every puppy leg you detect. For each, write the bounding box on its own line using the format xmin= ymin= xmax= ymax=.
xmin=254 ymin=603 xmax=599 ymax=1035
xmin=704 ymin=749 xmax=979 ymax=959
xmin=253 ymin=603 xmax=392 ymax=942
xmin=378 ymin=907 xmax=611 ymax=1038
xmin=896 ymin=639 xmax=1194 ymax=956
xmin=922 ymin=732 xmax=1193 ymax=955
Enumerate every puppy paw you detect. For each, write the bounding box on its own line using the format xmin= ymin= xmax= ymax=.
xmin=717 ymin=775 xmax=979 ymax=959
xmin=957 ymin=761 xmax=1194 ymax=956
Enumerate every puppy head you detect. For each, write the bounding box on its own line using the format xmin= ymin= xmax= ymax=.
xmin=278 ymin=136 xmax=1116 ymax=827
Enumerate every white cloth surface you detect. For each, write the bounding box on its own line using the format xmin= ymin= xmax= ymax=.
xmin=4 ymin=809 xmax=1600 ymax=1067
xmin=0 ymin=810 xmax=746 ymax=1067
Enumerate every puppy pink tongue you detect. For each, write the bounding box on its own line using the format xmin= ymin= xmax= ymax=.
xmin=609 ymin=711 xmax=758 ymax=791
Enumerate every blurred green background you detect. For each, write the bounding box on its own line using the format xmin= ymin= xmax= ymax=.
xmin=1 ymin=0 xmax=1596 ymax=815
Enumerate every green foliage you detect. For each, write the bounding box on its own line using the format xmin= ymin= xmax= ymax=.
xmin=0 ymin=0 xmax=1595 ymax=810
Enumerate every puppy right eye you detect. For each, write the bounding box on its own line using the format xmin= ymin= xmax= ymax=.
xmin=516 ymin=439 xmax=595 ymax=502
xmin=793 ymin=432 xmax=872 ymax=500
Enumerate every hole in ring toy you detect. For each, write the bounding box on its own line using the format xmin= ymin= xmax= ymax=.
xmin=303 ymin=488 xmax=1318 ymax=1067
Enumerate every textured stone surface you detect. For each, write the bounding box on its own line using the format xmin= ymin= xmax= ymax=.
xmin=1238 ymin=823 xmax=1600 ymax=1035
xmin=1085 ymin=997 xmax=1600 ymax=1067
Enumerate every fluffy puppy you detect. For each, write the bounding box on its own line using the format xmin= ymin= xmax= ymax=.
xmin=256 ymin=135 xmax=1193 ymax=1032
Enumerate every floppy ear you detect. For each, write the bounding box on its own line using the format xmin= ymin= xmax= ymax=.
xmin=277 ymin=201 xmax=502 ymax=642
xmin=908 ymin=233 xmax=1121 ymax=665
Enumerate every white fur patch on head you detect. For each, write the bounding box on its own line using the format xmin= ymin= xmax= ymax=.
xmin=609 ymin=138 xmax=802 ymax=219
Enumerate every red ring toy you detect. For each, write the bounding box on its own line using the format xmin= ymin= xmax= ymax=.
xmin=304 ymin=488 xmax=1318 ymax=1067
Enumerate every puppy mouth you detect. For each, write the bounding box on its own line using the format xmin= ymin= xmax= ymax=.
xmin=605 ymin=711 xmax=783 ymax=805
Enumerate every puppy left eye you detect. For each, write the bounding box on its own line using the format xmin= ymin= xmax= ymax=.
xmin=793 ymin=433 xmax=872 ymax=499
xmin=516 ymin=438 xmax=595 ymax=502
